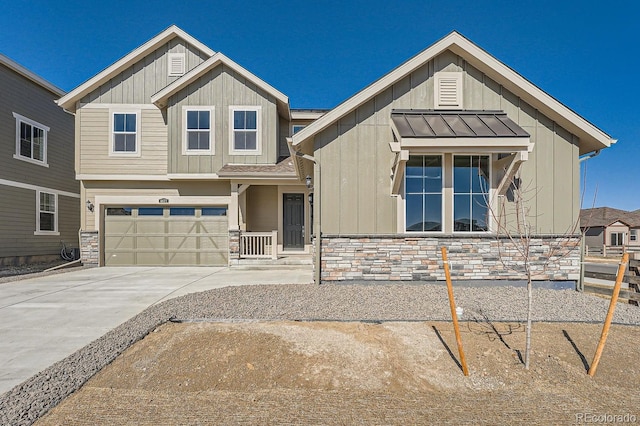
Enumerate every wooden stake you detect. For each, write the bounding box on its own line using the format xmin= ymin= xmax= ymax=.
xmin=441 ymin=247 xmax=469 ymax=376
xmin=588 ymin=252 xmax=628 ymax=377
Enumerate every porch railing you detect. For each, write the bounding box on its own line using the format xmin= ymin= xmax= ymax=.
xmin=240 ymin=231 xmax=278 ymax=259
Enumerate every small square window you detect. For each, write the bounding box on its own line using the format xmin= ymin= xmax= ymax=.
xmin=292 ymin=125 xmax=306 ymax=135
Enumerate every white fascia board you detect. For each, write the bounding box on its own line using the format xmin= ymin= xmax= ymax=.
xmin=57 ymin=25 xmax=215 ymax=111
xmin=400 ymin=137 xmax=532 ymax=150
xmin=292 ymin=31 xmax=613 ymax=153
xmin=77 ymin=174 xmax=172 ymax=181
xmin=151 ymin=52 xmax=290 ymax=118
xmin=0 ymin=53 xmax=65 ymax=97
xmin=291 ymin=110 xmax=327 ymax=120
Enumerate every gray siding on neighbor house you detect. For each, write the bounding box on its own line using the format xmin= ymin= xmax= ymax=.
xmin=0 ymin=62 xmax=79 ymax=260
xmin=0 ymin=186 xmax=80 ymax=258
xmin=80 ymin=39 xmax=209 ymax=105
xmin=166 ymin=65 xmax=280 ymax=174
xmin=0 ymin=63 xmax=76 ymax=193
xmin=314 ymin=50 xmax=580 ymax=236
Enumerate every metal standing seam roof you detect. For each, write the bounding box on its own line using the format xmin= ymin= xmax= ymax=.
xmin=391 ymin=110 xmax=530 ymax=138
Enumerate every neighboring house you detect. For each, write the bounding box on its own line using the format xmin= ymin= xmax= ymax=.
xmin=291 ymin=31 xmax=614 ymax=283
xmin=580 ymin=207 xmax=640 ymax=254
xmin=0 ymin=54 xmax=79 ymax=266
xmin=58 ymin=26 xmax=320 ymax=267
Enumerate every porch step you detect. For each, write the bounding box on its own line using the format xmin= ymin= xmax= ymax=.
xmin=232 ymin=255 xmax=313 ymax=268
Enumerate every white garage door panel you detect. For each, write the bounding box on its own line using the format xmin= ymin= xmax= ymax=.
xmin=104 ymin=207 xmax=228 ymax=266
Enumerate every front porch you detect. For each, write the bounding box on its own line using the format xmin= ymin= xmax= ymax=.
xmin=227 ymin=183 xmax=313 ymax=265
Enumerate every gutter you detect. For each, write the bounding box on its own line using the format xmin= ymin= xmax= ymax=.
xmin=579 ymin=149 xmax=601 ymax=163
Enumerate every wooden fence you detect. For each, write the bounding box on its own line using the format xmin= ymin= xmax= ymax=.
xmin=583 ymin=258 xmax=640 ymax=306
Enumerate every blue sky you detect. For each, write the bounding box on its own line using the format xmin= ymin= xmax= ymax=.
xmin=1 ymin=0 xmax=638 ymax=210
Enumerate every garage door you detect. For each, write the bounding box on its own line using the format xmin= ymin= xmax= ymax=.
xmin=104 ymin=207 xmax=228 ymax=266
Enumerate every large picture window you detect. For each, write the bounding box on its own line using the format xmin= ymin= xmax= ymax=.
xmin=13 ymin=113 xmax=49 ymax=166
xmin=405 ymin=155 xmax=442 ymax=232
xmin=229 ymin=106 xmax=261 ymax=154
xmin=453 ymin=155 xmax=490 ymax=232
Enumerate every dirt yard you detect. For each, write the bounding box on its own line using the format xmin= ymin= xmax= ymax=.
xmin=38 ymin=321 xmax=640 ymax=425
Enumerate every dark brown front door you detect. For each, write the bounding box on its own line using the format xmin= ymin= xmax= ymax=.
xmin=283 ymin=193 xmax=304 ymax=249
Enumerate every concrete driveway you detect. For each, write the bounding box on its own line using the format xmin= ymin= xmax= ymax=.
xmin=0 ymin=266 xmax=312 ymax=395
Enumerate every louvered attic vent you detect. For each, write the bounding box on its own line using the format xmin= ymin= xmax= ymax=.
xmin=434 ymin=71 xmax=463 ymax=109
xmin=168 ymin=53 xmax=186 ymax=77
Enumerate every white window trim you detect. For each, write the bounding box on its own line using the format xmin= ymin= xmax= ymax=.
xmin=109 ymin=109 xmax=141 ymax=157
xmin=168 ymin=52 xmax=186 ymax=77
xmin=12 ymin=112 xmax=49 ymax=167
xmin=35 ymin=191 xmax=59 ymax=235
xmin=182 ymin=106 xmax=215 ymax=155
xmin=403 ymin=154 xmax=445 ymax=234
xmin=229 ymin=105 xmax=262 ymax=155
xmin=451 ymin=154 xmax=492 ymax=235
xmin=434 ymin=71 xmax=463 ymax=109
xmin=292 ymin=124 xmax=306 ymax=135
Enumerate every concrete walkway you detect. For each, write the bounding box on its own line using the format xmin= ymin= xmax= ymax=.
xmin=0 ymin=266 xmax=313 ymax=395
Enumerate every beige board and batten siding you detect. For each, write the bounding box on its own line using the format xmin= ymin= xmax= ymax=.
xmin=166 ymin=65 xmax=280 ymax=174
xmin=245 ymin=185 xmax=278 ymax=232
xmin=77 ymin=107 xmax=168 ymax=175
xmin=80 ymin=39 xmax=209 ymax=105
xmin=314 ymin=50 xmax=580 ymax=235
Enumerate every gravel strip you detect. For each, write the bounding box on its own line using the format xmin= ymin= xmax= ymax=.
xmin=1 ymin=283 xmax=639 ymax=425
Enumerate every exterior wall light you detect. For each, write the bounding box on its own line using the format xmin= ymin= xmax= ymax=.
xmin=305 ymin=175 xmax=312 ymax=189
xmin=85 ymin=200 xmax=94 ymax=212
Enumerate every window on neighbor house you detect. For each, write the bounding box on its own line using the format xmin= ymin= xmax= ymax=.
xmin=184 ymin=108 xmax=214 ymax=154
xmin=37 ymin=191 xmax=57 ymax=234
xmin=13 ymin=113 xmax=48 ymax=166
xmin=230 ymin=106 xmax=260 ymax=154
xmin=405 ymin=155 xmax=443 ymax=232
xmin=453 ymin=155 xmax=490 ymax=232
xmin=112 ymin=112 xmax=138 ymax=154
xmin=292 ymin=124 xmax=305 ymax=134
xmin=631 ymin=230 xmax=638 ymax=242
xmin=610 ymin=232 xmax=625 ymax=246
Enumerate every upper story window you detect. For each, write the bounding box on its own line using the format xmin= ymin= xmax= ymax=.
xmin=183 ymin=107 xmax=214 ymax=155
xmin=405 ymin=155 xmax=443 ymax=232
xmin=110 ymin=111 xmax=140 ymax=156
xmin=36 ymin=191 xmax=58 ymax=235
xmin=229 ymin=106 xmax=261 ymax=155
xmin=292 ymin=124 xmax=306 ymax=135
xmin=453 ymin=155 xmax=490 ymax=232
xmin=13 ymin=113 xmax=49 ymax=167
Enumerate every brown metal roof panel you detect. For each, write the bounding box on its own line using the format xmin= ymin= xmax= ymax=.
xmin=499 ymin=115 xmax=530 ymax=137
xmin=478 ymin=115 xmax=514 ymax=136
xmin=443 ymin=115 xmax=476 ymax=137
xmin=425 ymin=115 xmax=455 ymax=136
xmin=461 ymin=115 xmax=495 ymax=136
xmin=391 ymin=115 xmax=415 ymax=137
xmin=405 ymin=114 xmax=435 ymax=137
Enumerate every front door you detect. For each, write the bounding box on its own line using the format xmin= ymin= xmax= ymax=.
xmin=283 ymin=193 xmax=304 ymax=250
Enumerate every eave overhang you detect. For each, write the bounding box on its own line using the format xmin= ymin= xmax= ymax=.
xmin=151 ymin=52 xmax=290 ymax=119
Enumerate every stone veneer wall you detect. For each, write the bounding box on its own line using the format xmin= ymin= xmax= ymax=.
xmin=228 ymin=230 xmax=240 ymax=265
xmin=320 ymin=235 xmax=581 ymax=282
xmin=80 ymin=231 xmax=99 ymax=265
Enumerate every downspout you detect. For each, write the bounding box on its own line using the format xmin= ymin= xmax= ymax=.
xmin=294 ymin=151 xmax=321 ymax=285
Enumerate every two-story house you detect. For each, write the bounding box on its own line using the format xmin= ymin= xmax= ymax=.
xmin=60 ymin=26 xmax=614 ymax=286
xmin=58 ymin=26 xmax=316 ymax=267
xmin=0 ymin=54 xmax=79 ymax=266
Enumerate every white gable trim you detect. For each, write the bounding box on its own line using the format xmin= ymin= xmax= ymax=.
xmin=151 ymin=52 xmax=290 ymax=118
xmin=292 ymin=31 xmax=614 ymax=154
xmin=57 ymin=25 xmax=214 ymax=111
